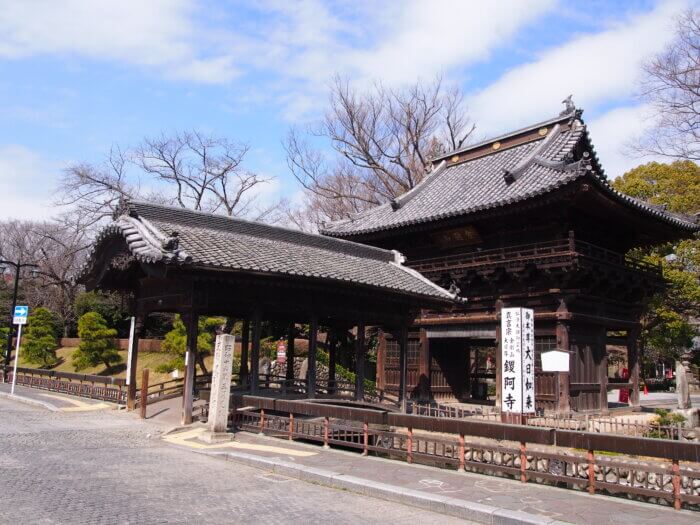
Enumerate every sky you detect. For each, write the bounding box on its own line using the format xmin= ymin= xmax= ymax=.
xmin=0 ymin=0 xmax=692 ymax=221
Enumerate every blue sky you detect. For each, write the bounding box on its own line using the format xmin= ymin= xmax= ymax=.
xmin=0 ymin=0 xmax=691 ymax=220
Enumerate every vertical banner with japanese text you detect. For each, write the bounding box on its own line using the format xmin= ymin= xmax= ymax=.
xmin=501 ymin=307 xmax=535 ymax=414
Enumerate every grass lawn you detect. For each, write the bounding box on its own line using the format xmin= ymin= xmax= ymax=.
xmin=12 ymin=347 xmax=215 ymax=387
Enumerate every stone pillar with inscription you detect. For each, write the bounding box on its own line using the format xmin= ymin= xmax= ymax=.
xmin=203 ymin=334 xmax=235 ymax=442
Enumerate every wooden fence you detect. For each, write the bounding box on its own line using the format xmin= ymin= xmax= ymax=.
xmin=409 ymin=401 xmax=696 ymax=441
xmin=5 ymin=367 xmax=127 ymax=404
xmin=226 ymin=395 xmax=700 ymax=511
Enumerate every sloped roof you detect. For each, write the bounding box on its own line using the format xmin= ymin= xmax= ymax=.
xmin=320 ymin=110 xmax=699 ymax=238
xmin=80 ymin=201 xmax=458 ymax=303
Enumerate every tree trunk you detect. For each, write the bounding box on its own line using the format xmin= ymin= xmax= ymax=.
xmin=197 ymin=351 xmax=209 ymax=375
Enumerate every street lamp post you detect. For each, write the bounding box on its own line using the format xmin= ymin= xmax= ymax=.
xmin=1 ymin=259 xmax=38 ymax=377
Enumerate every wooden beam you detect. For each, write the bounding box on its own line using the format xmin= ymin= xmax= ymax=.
xmin=376 ymin=330 xmax=386 ymax=394
xmin=286 ymin=322 xmax=295 ymax=387
xmin=307 ymin=315 xmax=318 ymax=399
xmin=495 ymin=299 xmax=504 ymax=412
xmin=628 ymin=327 xmax=640 ymax=408
xmin=355 ymin=321 xmax=366 ymax=401
xmin=126 ymin=315 xmax=143 ymax=411
xmin=419 ymin=328 xmax=430 ymax=402
xmin=327 ymin=328 xmax=337 ymax=395
xmin=555 ymin=299 xmax=571 ymax=414
xmin=555 ymin=321 xmax=571 ymax=414
xmin=239 ymin=319 xmax=249 ymax=388
xmin=181 ymin=311 xmax=198 ymax=425
xmin=398 ymin=324 xmax=408 ymax=412
xmin=250 ymin=309 xmax=261 ymax=394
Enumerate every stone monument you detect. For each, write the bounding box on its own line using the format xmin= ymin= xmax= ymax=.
xmin=202 ymin=333 xmax=235 ymax=442
xmin=677 ymin=359 xmax=691 ymax=409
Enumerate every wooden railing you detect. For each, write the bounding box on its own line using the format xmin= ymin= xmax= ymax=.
xmin=409 ymin=400 xmax=696 ymax=441
xmin=5 ymin=367 xmax=127 ymax=404
xmin=410 ymin=235 xmax=662 ymax=277
xmin=226 ymin=395 xmax=700 ymax=511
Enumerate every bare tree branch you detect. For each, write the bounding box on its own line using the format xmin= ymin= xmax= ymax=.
xmin=636 ymin=9 xmax=700 ymax=161
xmin=284 ymin=76 xmax=476 ymax=224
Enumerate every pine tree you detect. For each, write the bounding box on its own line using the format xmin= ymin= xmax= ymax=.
xmin=22 ymin=307 xmax=59 ymax=368
xmin=72 ymin=312 xmax=121 ymax=371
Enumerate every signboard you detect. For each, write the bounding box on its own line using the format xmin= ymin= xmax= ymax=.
xmin=501 ymin=307 xmax=535 ymax=414
xmin=276 ymin=340 xmax=286 ymax=364
xmin=430 ymin=225 xmax=482 ymax=249
xmin=541 ymin=350 xmax=570 ymax=372
xmin=13 ymin=305 xmax=28 ymax=325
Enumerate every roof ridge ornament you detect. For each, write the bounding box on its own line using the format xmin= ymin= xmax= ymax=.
xmin=560 ymin=95 xmax=575 ymax=116
xmin=114 ymin=196 xmax=134 ymax=220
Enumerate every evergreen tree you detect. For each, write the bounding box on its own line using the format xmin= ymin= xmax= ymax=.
xmin=72 ymin=312 xmax=121 ymax=371
xmin=157 ymin=315 xmax=223 ymax=373
xmin=22 ymin=307 xmax=59 ymax=367
xmin=612 ymin=161 xmax=700 ymax=369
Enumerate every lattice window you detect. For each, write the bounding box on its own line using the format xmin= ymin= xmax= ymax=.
xmin=385 ymin=339 xmax=420 ymax=366
xmin=535 ymin=336 xmax=556 ymax=369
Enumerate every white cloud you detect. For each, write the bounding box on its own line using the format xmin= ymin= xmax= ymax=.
xmin=0 ymin=0 xmax=237 ymax=84
xmin=587 ymin=104 xmax=663 ymax=179
xmin=468 ymin=1 xmax=685 ymax=134
xmin=236 ymin=0 xmax=557 ymax=119
xmin=0 ymin=145 xmax=57 ymax=220
xmin=347 ymin=0 xmax=556 ymax=86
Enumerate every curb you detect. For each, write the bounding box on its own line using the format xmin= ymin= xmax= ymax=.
xmin=212 ymin=449 xmax=571 ymax=525
xmin=0 ymin=391 xmax=59 ymax=411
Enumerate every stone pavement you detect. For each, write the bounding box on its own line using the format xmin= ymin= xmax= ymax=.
xmin=0 ymin=395 xmax=471 ymax=525
xmin=165 ymin=425 xmax=700 ymax=525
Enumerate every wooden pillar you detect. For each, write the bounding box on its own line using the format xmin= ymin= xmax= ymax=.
xmin=285 ymin=322 xmax=295 ymax=386
xmin=398 ymin=324 xmax=409 ymax=412
xmin=598 ymin=327 xmax=609 ymax=414
xmin=328 ymin=328 xmax=337 ymax=395
xmin=628 ymin=327 xmax=640 ymax=408
xmin=418 ymin=328 xmax=430 ymax=402
xmin=555 ymin=316 xmax=571 ymax=414
xmin=250 ymin=309 xmax=261 ymax=394
xmin=239 ymin=319 xmax=249 ymax=388
xmin=307 ymin=315 xmax=318 ymax=399
xmin=355 ymin=321 xmax=366 ymax=401
xmin=376 ymin=330 xmax=386 ymax=395
xmin=495 ymin=299 xmax=504 ymax=412
xmin=181 ymin=312 xmax=198 ymax=425
xmin=126 ymin=315 xmax=143 ymax=411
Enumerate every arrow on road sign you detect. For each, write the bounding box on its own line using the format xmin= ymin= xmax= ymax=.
xmin=14 ymin=306 xmax=28 ymax=317
xmin=13 ymin=305 xmax=29 ymax=325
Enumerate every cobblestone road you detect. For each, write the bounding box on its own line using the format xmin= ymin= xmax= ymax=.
xmin=0 ymin=397 xmax=469 ymax=524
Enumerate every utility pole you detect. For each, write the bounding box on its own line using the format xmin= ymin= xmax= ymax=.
xmin=1 ymin=259 xmax=38 ymax=378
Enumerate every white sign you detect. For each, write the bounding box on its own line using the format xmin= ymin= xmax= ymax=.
xmin=276 ymin=340 xmax=286 ymax=364
xmin=501 ymin=307 xmax=535 ymax=414
xmin=541 ymin=350 xmax=570 ymax=372
xmin=13 ymin=305 xmax=28 ymax=325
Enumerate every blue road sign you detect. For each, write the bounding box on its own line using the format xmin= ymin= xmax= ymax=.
xmin=13 ymin=305 xmax=28 ymax=325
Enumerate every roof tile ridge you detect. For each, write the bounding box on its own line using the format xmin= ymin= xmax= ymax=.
xmin=502 ymin=124 xmax=563 ymax=184
xmin=131 ymin=199 xmax=396 ymax=262
xmin=390 ymin=160 xmax=447 ymax=211
xmin=586 ymin=167 xmax=699 ymax=230
xmin=389 ymin=250 xmax=463 ymax=301
xmin=431 ymin=110 xmax=578 ymax=162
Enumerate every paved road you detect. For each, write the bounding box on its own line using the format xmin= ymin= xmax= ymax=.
xmin=0 ymin=397 xmax=470 ymax=525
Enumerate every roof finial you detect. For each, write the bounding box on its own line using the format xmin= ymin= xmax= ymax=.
xmin=560 ymin=95 xmax=575 ymax=116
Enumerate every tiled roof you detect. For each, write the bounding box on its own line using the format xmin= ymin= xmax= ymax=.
xmin=320 ymin=111 xmax=699 ymax=237
xmin=80 ymin=201 xmax=458 ymax=303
